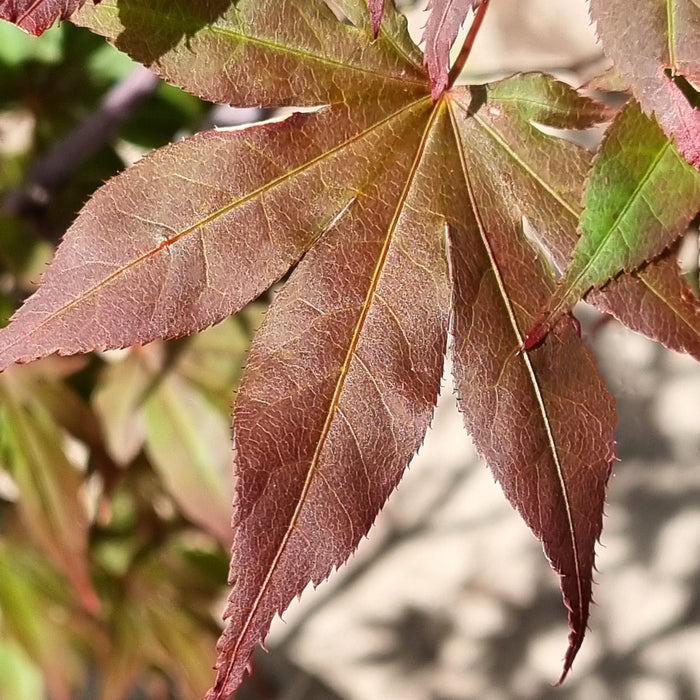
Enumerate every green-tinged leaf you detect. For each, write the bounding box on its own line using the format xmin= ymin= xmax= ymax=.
xmin=524 ymin=100 xmax=700 ymax=348
xmin=93 ymin=351 xmax=151 ymax=466
xmin=93 ymin=314 xmax=255 ymax=467
xmin=72 ymin=0 xmax=427 ymax=108
xmin=166 ymin=311 xmax=260 ymax=412
xmin=0 ymin=543 xmax=72 ymax=700
xmin=0 ymin=639 xmax=44 ymax=700
xmin=589 ymin=0 xmax=700 ymax=168
xmin=0 ymin=20 xmax=63 ymax=64
xmin=143 ymin=373 xmax=233 ymax=545
xmin=0 ymin=372 xmax=99 ymax=612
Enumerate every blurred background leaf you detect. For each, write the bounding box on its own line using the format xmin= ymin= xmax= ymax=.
xmin=0 ymin=19 xmax=256 ymax=699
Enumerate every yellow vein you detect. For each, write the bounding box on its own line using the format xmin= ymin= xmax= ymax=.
xmin=447 ymin=99 xmax=585 ymax=626
xmin=557 ymin=139 xmax=673 ymax=308
xmin=666 ymin=0 xmax=677 ymax=73
xmin=5 ymin=98 xmax=430 ymax=350
xmin=228 ymin=99 xmax=439 ymax=664
xmin=454 ymin=101 xmax=579 ymax=219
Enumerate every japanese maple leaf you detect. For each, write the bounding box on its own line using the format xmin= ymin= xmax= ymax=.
xmin=589 ymin=0 xmax=700 ymax=169
xmin=0 ymin=0 xmax=98 ymax=35
xmin=523 ymin=99 xmax=700 ymax=349
xmin=2 ymin=0 xmax=696 ymax=697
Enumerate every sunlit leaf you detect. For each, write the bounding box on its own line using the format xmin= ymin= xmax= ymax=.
xmin=524 ymin=101 xmax=700 ymax=348
xmin=0 ymin=0 xmax=99 ymax=36
xmin=589 ymin=0 xmax=700 ymax=169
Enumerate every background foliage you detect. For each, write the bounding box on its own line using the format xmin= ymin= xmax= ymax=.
xmin=0 ymin=19 xmax=257 ymax=698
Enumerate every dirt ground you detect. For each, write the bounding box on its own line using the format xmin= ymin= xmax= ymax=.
xmin=237 ymin=2 xmax=700 ymax=699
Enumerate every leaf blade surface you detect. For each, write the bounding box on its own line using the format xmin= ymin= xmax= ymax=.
xmin=72 ymin=0 xmax=427 ymax=108
xmin=209 ymin=100 xmax=451 ymax=698
xmin=445 ymin=81 xmax=616 ymax=681
xmin=525 ymin=100 xmax=700 ymax=347
xmin=589 ymin=0 xmax=700 ymax=168
xmin=0 ymin=99 xmax=435 ymax=368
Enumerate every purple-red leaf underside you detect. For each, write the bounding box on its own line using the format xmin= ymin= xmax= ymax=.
xmin=366 ymin=0 xmax=385 ymax=36
xmin=210 ymin=100 xmax=450 ymax=698
xmin=4 ymin=1 xmax=698 ymax=694
xmin=588 ymin=250 xmax=700 ymax=362
xmin=0 ymin=0 xmax=98 ymax=35
xmin=0 ymin=100 xmax=433 ymax=368
xmin=444 ymin=85 xmax=616 ymax=682
xmin=589 ymin=0 xmax=700 ymax=169
xmin=423 ymin=0 xmax=482 ymax=98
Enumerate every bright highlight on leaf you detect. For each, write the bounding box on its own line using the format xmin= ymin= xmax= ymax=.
xmin=0 ymin=1 xmax=699 ymax=698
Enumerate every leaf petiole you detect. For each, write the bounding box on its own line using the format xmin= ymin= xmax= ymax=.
xmin=446 ymin=0 xmax=491 ymax=95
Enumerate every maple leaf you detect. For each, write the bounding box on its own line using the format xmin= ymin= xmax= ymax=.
xmin=0 ymin=1 xmax=624 ymax=694
xmin=523 ymin=99 xmax=700 ymax=349
xmin=589 ymin=0 xmax=700 ymax=169
xmin=0 ymin=0 xmax=99 ymax=35
xmin=423 ymin=0 xmax=483 ymax=97
xmin=366 ymin=0 xmax=385 ymax=36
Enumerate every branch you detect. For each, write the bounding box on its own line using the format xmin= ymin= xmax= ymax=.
xmin=5 ymin=65 xmax=159 ymax=217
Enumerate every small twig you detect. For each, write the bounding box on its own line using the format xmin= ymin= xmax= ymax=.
xmin=447 ymin=0 xmax=491 ymax=91
xmin=5 ymin=65 xmax=159 ymax=218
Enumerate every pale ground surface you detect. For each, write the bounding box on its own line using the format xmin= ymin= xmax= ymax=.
xmin=238 ymin=1 xmax=700 ymax=699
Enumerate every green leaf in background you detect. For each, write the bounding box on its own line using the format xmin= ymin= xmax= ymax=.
xmin=525 ymin=100 xmax=700 ymax=348
xmin=0 ymin=542 xmax=75 ymax=700
xmin=0 ymin=638 xmax=44 ymax=700
xmin=93 ymin=314 xmax=258 ymax=544
xmin=0 ymin=371 xmax=99 ymax=613
xmin=143 ymin=374 xmax=233 ymax=546
xmin=93 ymin=351 xmax=150 ymax=466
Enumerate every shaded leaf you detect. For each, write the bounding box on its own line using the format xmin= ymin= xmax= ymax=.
xmin=524 ymin=100 xmax=700 ymax=348
xmin=0 ymin=371 xmax=99 ymax=613
xmin=72 ymin=0 xmax=427 ymax=108
xmin=589 ymin=0 xmax=700 ymax=168
xmin=423 ymin=0 xmax=482 ymax=98
xmin=0 ymin=0 xmax=98 ymax=36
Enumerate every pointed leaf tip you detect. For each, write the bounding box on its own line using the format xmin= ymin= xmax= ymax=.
xmin=367 ymin=0 xmax=385 ymax=37
xmin=423 ymin=0 xmax=483 ymax=99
